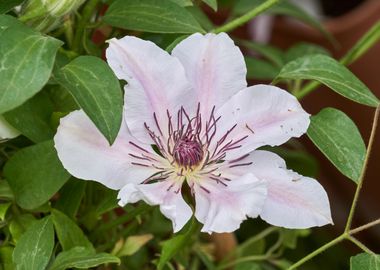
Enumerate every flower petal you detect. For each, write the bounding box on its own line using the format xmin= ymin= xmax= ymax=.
xmin=118 ymin=180 xmax=192 ymax=232
xmin=192 ymin=173 xmax=267 ymax=234
xmin=216 ymin=85 xmax=310 ymax=157
xmin=54 ymin=110 xmax=162 ymax=189
xmin=106 ymin=36 xmax=195 ymax=143
xmin=248 ymin=150 xmax=333 ymax=228
xmin=172 ymin=33 xmax=247 ymax=117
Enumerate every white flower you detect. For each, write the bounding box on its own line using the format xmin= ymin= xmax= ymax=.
xmin=54 ymin=33 xmax=332 ymax=233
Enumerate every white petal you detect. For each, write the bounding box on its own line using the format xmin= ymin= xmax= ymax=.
xmin=172 ymin=33 xmax=247 ymax=117
xmin=118 ymin=180 xmax=192 ymax=232
xmin=192 ymin=173 xmax=267 ymax=234
xmin=54 ymin=110 xmax=162 ymax=190
xmin=106 ymin=36 xmax=195 ymax=143
xmin=249 ymin=150 xmax=333 ymax=228
xmin=216 ymin=85 xmax=310 ymax=157
xmin=0 ymin=115 xmax=20 ymax=139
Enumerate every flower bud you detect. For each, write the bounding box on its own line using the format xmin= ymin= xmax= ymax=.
xmin=19 ymin=0 xmax=85 ymax=32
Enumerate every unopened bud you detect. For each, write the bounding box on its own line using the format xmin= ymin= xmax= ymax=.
xmin=20 ymin=0 xmax=85 ymax=32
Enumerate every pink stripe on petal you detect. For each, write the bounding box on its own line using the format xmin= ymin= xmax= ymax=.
xmin=243 ymin=150 xmax=333 ymax=228
xmin=54 ymin=110 xmax=161 ymax=189
xmin=216 ymin=85 xmax=310 ymax=159
xmin=106 ymin=36 xmax=195 ymax=144
xmin=172 ymin=33 xmax=247 ymax=118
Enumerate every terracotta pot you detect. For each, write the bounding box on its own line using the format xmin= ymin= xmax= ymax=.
xmin=270 ymin=0 xmax=380 ymax=249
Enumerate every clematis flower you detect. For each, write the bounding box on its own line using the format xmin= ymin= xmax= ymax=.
xmin=54 ymin=33 xmax=332 ymax=233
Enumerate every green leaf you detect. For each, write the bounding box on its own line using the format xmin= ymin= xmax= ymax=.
xmin=285 ymin=42 xmax=330 ymax=63
xmin=169 ymin=0 xmax=192 ymax=7
xmin=280 ymin=228 xmax=310 ymax=249
xmin=51 ymin=209 xmax=94 ymax=252
xmin=58 ymin=56 xmax=123 ymax=144
xmin=0 ymin=246 xmax=15 ymax=270
xmin=0 ymin=0 xmax=24 ymax=14
xmin=202 ymin=0 xmax=217 ymax=11
xmin=104 ymin=0 xmax=205 ymax=34
xmin=4 ymin=140 xmax=70 ymax=209
xmin=351 ymin=253 xmax=380 ymax=270
xmin=165 ymin=35 xmax=189 ymax=52
xmin=50 ymin=247 xmax=120 ymax=270
xmin=9 ymin=214 xmax=36 ymax=243
xmin=235 ymin=262 xmax=262 ymax=270
xmin=158 ymin=219 xmax=198 ymax=270
xmin=0 ymin=15 xmax=62 ymax=114
xmin=307 ymin=108 xmax=366 ymax=183
xmin=112 ymin=234 xmax=153 ymax=257
xmin=0 ymin=202 xmax=11 ymax=220
xmin=276 ymin=54 xmax=379 ymax=107
xmin=0 ymin=180 xmax=14 ymax=201
xmin=47 ymin=85 xmax=79 ymax=113
xmin=54 ymin=179 xmax=86 ymax=219
xmin=245 ymin=57 xmax=280 ymax=80
xmin=12 ymin=216 xmax=54 ymax=270
xmin=238 ymin=40 xmax=284 ymax=67
xmin=186 ymin=6 xmax=214 ymax=32
xmin=4 ymin=92 xmax=55 ymax=143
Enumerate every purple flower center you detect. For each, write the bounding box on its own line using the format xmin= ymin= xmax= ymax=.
xmin=173 ymin=138 xmax=203 ymax=167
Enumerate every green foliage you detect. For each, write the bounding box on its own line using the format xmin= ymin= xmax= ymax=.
xmin=158 ymin=219 xmax=198 ymax=270
xmin=112 ymin=234 xmax=153 ymax=257
xmin=51 ymin=209 xmax=94 ymax=251
xmin=104 ymin=0 xmax=205 ymax=34
xmin=50 ymin=247 xmax=120 ymax=270
xmin=276 ymin=54 xmax=379 ymax=107
xmin=54 ymin=179 xmax=86 ymax=218
xmin=350 ymin=253 xmax=380 ymax=270
xmin=12 ymin=216 xmax=54 ymax=270
xmin=0 ymin=0 xmax=24 ymax=14
xmin=245 ymin=57 xmax=280 ymax=80
xmin=4 ymin=141 xmax=71 ymax=209
xmin=58 ymin=56 xmax=123 ymax=144
xmin=0 ymin=1 xmax=379 ymax=270
xmin=202 ymin=0 xmax=217 ymax=11
xmin=0 ymin=15 xmax=62 ymax=114
xmin=307 ymin=108 xmax=366 ymax=183
xmin=4 ymin=92 xmax=56 ymax=143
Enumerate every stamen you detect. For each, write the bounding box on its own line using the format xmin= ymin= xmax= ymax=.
xmin=131 ymin=162 xmax=150 ymax=167
xmin=229 ymin=153 xmax=250 ymax=164
xmin=229 ymin=162 xmax=253 ymax=168
xmin=129 ymin=141 xmax=150 ymax=153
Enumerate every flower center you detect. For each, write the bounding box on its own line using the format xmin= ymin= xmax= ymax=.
xmin=173 ymin=138 xmax=203 ymax=168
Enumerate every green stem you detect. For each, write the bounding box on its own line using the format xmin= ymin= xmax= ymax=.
xmin=212 ymin=0 xmax=280 ymax=33
xmin=288 ymin=234 xmax=346 ymax=270
xmin=340 ymin=20 xmax=380 ymax=66
xmin=288 ymin=105 xmax=380 ymax=269
xmin=72 ymin=0 xmax=100 ymax=53
xmin=295 ymin=20 xmax=380 ymax=99
xmin=344 ymin=105 xmax=380 ymax=232
xmin=350 ymin=218 xmax=380 ymax=235
xmin=347 ymin=235 xmax=375 ymax=254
